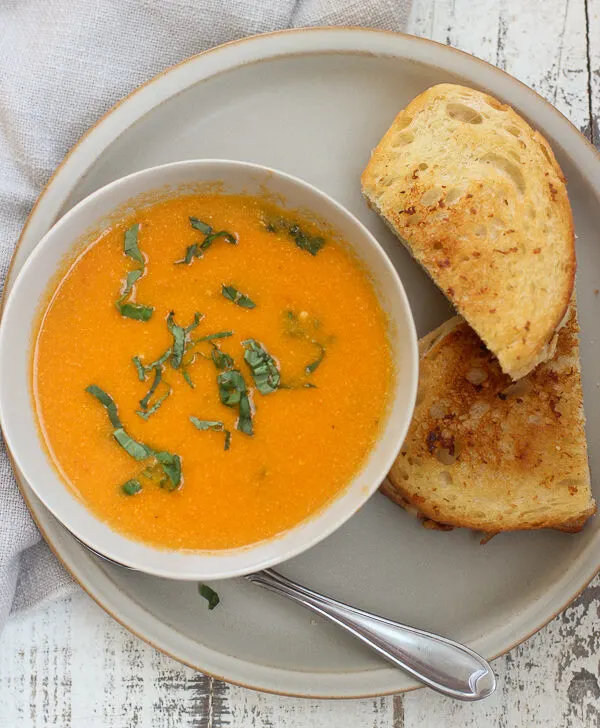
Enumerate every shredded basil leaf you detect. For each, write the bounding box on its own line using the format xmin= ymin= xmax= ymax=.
xmin=85 ymin=385 xmax=122 ymax=429
xmin=113 ymin=428 xmax=152 ymax=461
xmin=190 ymin=418 xmax=224 ymax=431
xmin=117 ymin=302 xmax=154 ymax=321
xmin=176 ymin=243 xmax=201 ymax=265
xmin=201 ymin=231 xmax=236 ymax=250
xmin=139 ymin=367 xmax=162 ymax=409
xmin=305 ymin=342 xmax=325 ymax=374
xmin=190 ymin=417 xmax=232 ymax=450
xmin=199 ymin=583 xmax=220 ymax=610
xmin=221 ymin=284 xmax=256 ymax=309
xmin=189 ymin=217 xmax=213 ymax=235
xmin=217 ymin=369 xmax=253 ymax=435
xmin=289 ymin=224 xmax=325 ymax=256
xmin=123 ymin=223 xmax=144 ymax=264
xmin=263 ymin=216 xmax=325 ymax=256
xmin=242 ymin=339 xmax=280 ymax=395
xmin=87 ymin=386 xmax=182 ymax=492
xmin=116 ymin=224 xmax=154 ymax=320
xmin=211 ymin=347 xmax=234 ymax=370
xmin=177 ymin=220 xmax=236 ymax=263
xmin=167 ymin=311 xmax=202 ymax=369
xmin=154 ymin=451 xmax=182 ymax=490
xmin=192 ymin=331 xmax=233 ymax=344
xmin=122 ymin=479 xmax=142 ymax=496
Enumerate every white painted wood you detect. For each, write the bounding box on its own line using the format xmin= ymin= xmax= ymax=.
xmin=1 ymin=1 xmax=599 ymax=725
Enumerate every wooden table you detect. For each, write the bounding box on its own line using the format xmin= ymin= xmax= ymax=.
xmin=1 ymin=1 xmax=599 ymax=725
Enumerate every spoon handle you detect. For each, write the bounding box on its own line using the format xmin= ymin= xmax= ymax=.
xmin=245 ymin=569 xmax=496 ymax=701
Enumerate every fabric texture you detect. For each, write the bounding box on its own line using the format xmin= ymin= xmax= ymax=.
xmin=0 ymin=0 xmax=411 ymax=630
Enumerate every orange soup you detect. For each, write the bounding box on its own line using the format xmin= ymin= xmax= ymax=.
xmin=33 ymin=194 xmax=393 ymax=550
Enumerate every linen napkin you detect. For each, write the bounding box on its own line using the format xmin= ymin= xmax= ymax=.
xmin=0 ymin=0 xmax=412 ymax=630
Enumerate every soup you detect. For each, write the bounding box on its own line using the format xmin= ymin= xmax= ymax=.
xmin=33 ymin=194 xmax=393 ymax=550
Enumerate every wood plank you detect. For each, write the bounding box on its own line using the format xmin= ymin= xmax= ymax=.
xmin=411 ymin=0 xmax=592 ymax=135
xmin=222 ymin=687 xmax=393 ymax=728
xmin=589 ymin=0 xmax=600 ymax=147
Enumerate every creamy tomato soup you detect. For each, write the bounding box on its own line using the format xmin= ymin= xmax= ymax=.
xmin=33 ymin=194 xmax=393 ymax=550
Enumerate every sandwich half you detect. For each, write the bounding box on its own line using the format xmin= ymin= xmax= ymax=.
xmin=362 ymin=83 xmax=575 ymax=380
xmin=382 ymin=306 xmax=595 ymax=534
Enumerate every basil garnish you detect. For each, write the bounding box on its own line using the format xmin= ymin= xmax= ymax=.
xmin=122 ymin=479 xmax=142 ymax=496
xmin=221 ymin=284 xmax=256 ymax=309
xmin=198 ymin=583 xmax=220 ymax=610
xmin=176 ymin=218 xmax=237 ymax=264
xmin=305 ymin=343 xmax=325 ymax=374
xmin=86 ymin=385 xmax=182 ymax=492
xmin=217 ymin=369 xmax=253 ymax=435
xmin=190 ymin=417 xmax=232 ymax=451
xmin=189 ymin=218 xmax=213 ymax=235
xmin=211 ymin=347 xmax=234 ymax=371
xmin=116 ymin=224 xmax=154 ymax=321
xmin=242 ymin=339 xmax=280 ymax=395
xmin=167 ymin=311 xmax=203 ymax=369
xmin=264 ymin=216 xmax=325 ymax=256
xmin=85 ymin=385 xmax=122 ymax=429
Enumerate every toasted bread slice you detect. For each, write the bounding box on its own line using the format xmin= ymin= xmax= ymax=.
xmin=362 ymin=83 xmax=575 ymax=380
xmin=382 ymin=307 xmax=595 ymax=533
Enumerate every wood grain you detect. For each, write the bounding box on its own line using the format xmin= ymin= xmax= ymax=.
xmin=1 ymin=1 xmax=599 ymax=725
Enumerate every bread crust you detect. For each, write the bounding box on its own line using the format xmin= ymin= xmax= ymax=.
xmin=362 ymin=83 xmax=575 ymax=380
xmin=384 ymin=307 xmax=595 ymax=533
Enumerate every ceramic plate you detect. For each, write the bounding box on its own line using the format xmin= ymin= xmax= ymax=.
xmin=5 ymin=28 xmax=600 ymax=699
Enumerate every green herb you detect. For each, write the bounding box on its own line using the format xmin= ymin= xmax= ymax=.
xmin=139 ymin=368 xmax=162 ymax=410
xmin=167 ymin=311 xmax=202 ymax=369
xmin=242 ymin=339 xmax=280 ymax=395
xmin=190 ymin=418 xmax=225 ymax=431
xmin=199 ymin=583 xmax=220 ymax=610
xmin=116 ymin=302 xmax=154 ymax=322
xmin=211 ymin=346 xmax=234 ymax=370
xmin=154 ymin=451 xmax=182 ymax=490
xmin=176 ymin=219 xmax=236 ymax=264
xmin=192 ymin=331 xmax=233 ymax=343
xmin=132 ymin=349 xmax=172 ymax=381
xmin=87 ymin=386 xmax=182 ymax=492
xmin=113 ymin=428 xmax=151 ymax=461
xmin=218 ymin=369 xmax=253 ymax=435
xmin=305 ymin=342 xmax=325 ymax=374
xmin=176 ymin=244 xmax=201 ymax=265
xmin=288 ymin=224 xmax=325 ymax=256
xmin=116 ymin=224 xmax=154 ymax=321
xmin=201 ymin=230 xmax=236 ymax=250
xmin=85 ymin=385 xmax=122 ymax=429
xmin=182 ymin=369 xmax=194 ymax=388
xmin=123 ymin=223 xmax=144 ymax=264
xmin=122 ymin=479 xmax=142 ymax=496
xmin=264 ymin=216 xmax=325 ymax=256
xmin=221 ymin=284 xmax=256 ymax=309
xmin=190 ymin=417 xmax=232 ymax=451
xmin=190 ymin=217 xmax=213 ymax=235
xmin=283 ymin=310 xmax=327 ymax=378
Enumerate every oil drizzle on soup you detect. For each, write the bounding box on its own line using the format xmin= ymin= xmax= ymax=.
xmin=33 ymin=195 xmax=393 ymax=550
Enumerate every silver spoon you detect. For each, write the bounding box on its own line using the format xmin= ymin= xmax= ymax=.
xmin=245 ymin=569 xmax=496 ymax=701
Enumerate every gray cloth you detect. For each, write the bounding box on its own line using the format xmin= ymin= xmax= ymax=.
xmin=0 ymin=0 xmax=411 ymax=630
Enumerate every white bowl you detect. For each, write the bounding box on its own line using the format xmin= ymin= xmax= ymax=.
xmin=0 ymin=160 xmax=418 ymax=580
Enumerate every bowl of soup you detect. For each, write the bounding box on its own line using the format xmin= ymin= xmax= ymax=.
xmin=0 ymin=160 xmax=418 ymax=579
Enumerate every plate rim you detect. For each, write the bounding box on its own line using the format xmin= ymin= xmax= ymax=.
xmin=4 ymin=26 xmax=600 ymax=699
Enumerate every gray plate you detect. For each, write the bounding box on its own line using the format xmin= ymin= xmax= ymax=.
xmin=7 ymin=29 xmax=600 ymax=698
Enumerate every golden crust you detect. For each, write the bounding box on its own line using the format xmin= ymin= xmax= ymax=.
xmin=384 ymin=307 xmax=595 ymax=533
xmin=362 ymin=83 xmax=575 ymax=380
